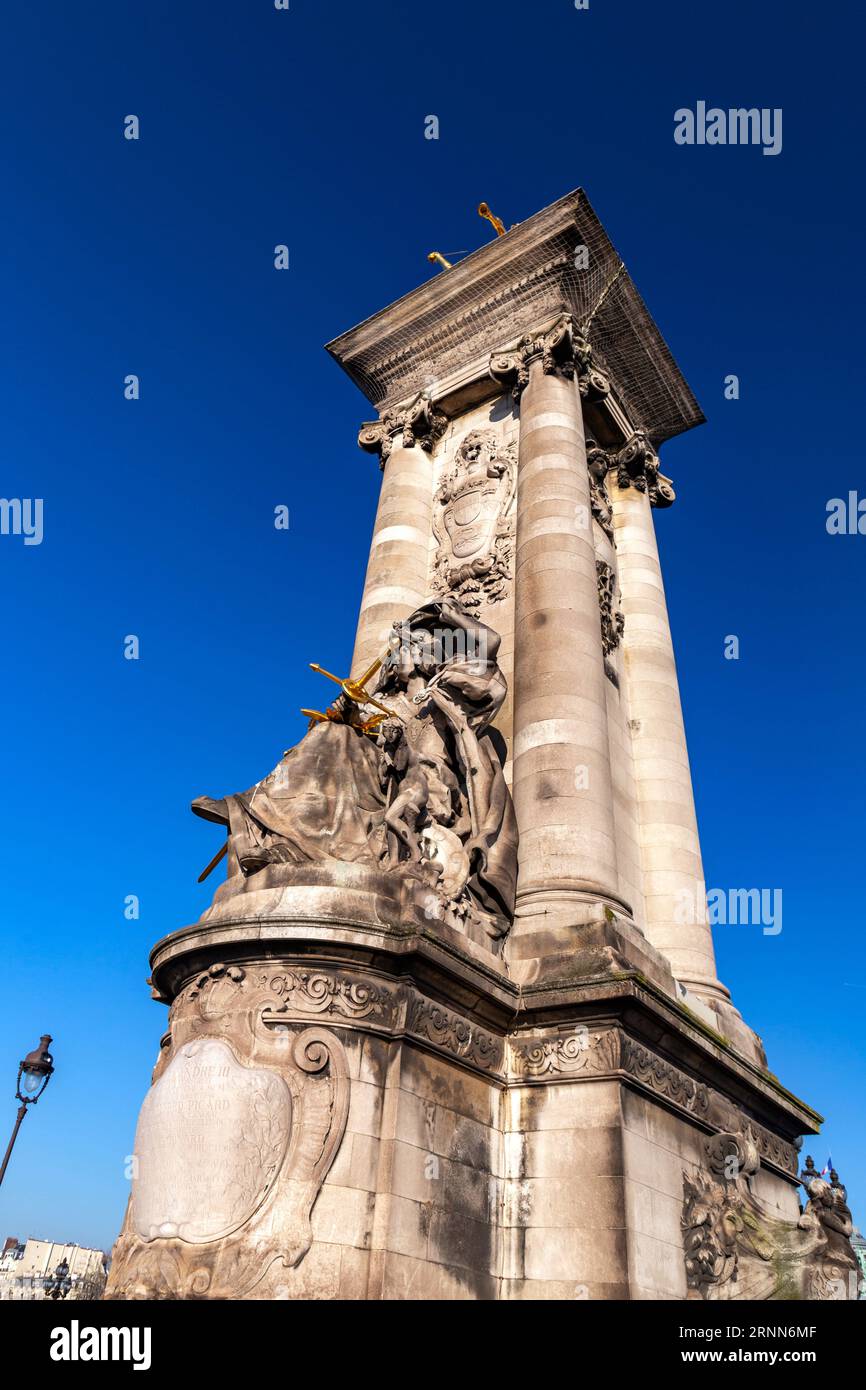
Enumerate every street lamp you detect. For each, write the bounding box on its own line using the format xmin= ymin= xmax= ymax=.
xmin=0 ymin=1035 xmax=54 ymax=1187
xmin=45 ymin=1257 xmax=71 ymax=1300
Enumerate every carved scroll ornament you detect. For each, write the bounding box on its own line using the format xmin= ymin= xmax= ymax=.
xmin=105 ymin=966 xmax=349 ymax=1301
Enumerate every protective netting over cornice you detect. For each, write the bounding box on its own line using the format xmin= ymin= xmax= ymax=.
xmin=326 ymin=190 xmax=704 ymax=447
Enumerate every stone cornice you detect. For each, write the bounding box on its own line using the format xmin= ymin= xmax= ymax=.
xmin=165 ymin=956 xmax=804 ymax=1181
xmin=325 ymin=188 xmax=705 ymax=447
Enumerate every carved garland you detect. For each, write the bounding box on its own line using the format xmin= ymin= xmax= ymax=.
xmin=596 ymin=560 xmax=625 ymax=659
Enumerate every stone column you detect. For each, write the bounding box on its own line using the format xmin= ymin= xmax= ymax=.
xmin=491 ymin=319 xmax=627 ymax=950
xmin=609 ymin=434 xmax=728 ymax=1004
xmin=350 ymin=396 xmax=445 ymax=678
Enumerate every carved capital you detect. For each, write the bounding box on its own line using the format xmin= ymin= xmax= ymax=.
xmin=489 ymin=315 xmax=611 ymax=404
xmin=613 ymin=430 xmax=675 ymax=508
xmin=358 ymin=393 xmax=447 ymax=468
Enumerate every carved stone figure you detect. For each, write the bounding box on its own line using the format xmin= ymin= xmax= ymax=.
xmin=431 ymin=429 xmax=516 ymax=608
xmin=377 ymin=719 xmax=431 ymax=865
xmin=192 ymin=599 xmax=518 ymax=945
xmin=682 ymin=1134 xmax=861 ymax=1300
xmin=586 ymin=440 xmax=615 ymax=541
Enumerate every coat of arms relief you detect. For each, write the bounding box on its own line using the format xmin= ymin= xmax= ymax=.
xmin=431 ymin=429 xmax=516 ymax=609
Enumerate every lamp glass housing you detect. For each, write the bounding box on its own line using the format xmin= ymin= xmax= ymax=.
xmin=21 ymin=1068 xmax=43 ymax=1095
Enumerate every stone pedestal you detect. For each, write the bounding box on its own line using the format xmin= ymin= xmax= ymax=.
xmin=106 ymin=873 xmax=843 ymax=1301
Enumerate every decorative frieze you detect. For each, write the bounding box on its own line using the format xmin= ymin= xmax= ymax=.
xmin=358 ymin=392 xmax=448 ymax=468
xmin=406 ymin=995 xmax=504 ymax=1074
xmin=619 ymin=1037 xmax=712 ymax=1118
xmin=261 ymin=968 xmax=400 ymax=1026
xmin=510 ymin=1027 xmax=620 ymax=1078
xmin=743 ymin=1117 xmax=799 ymax=1177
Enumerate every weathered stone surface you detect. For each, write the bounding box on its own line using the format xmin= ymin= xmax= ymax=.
xmin=132 ymin=1039 xmax=291 ymax=1244
xmin=108 ymin=190 xmax=852 ymax=1301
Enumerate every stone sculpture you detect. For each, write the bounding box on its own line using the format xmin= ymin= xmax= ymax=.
xmin=431 ymin=428 xmax=516 ymax=609
xmin=192 ymin=598 xmax=518 ymax=944
xmin=681 ymin=1136 xmax=861 ymax=1300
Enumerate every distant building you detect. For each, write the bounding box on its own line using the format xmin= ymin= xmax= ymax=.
xmin=0 ymin=1237 xmax=24 ymax=1271
xmin=853 ymin=1228 xmax=866 ymax=1300
xmin=0 ymin=1236 xmax=107 ymax=1300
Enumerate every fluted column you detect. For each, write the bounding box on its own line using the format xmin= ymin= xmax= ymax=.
xmin=350 ymin=396 xmax=445 ymax=677
xmin=610 ymin=435 xmax=728 ymax=1003
xmin=493 ymin=320 xmax=627 ymax=948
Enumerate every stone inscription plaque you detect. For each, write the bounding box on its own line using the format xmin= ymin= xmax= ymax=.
xmin=132 ymin=1038 xmax=291 ymax=1244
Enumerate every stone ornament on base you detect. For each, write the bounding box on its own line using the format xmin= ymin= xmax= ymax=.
xmin=682 ymin=1136 xmax=861 ymax=1302
xmin=106 ymin=993 xmax=349 ymax=1301
xmin=132 ymin=1038 xmax=291 ymax=1245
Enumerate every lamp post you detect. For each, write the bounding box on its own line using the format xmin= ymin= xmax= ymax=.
xmin=0 ymin=1035 xmax=54 ymax=1188
xmin=45 ymin=1257 xmax=71 ymax=1300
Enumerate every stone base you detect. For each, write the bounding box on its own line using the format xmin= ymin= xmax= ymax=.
xmin=105 ymin=876 xmax=856 ymax=1301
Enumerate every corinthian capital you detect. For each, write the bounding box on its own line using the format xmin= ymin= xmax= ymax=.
xmin=614 ymin=431 xmax=676 ymax=508
xmin=358 ymin=393 xmax=447 ymax=468
xmin=489 ymin=315 xmax=611 ymax=404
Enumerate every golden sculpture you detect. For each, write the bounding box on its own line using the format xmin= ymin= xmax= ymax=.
xmin=477 ymin=202 xmax=506 ymax=237
xmin=301 ymin=653 xmax=400 ymax=733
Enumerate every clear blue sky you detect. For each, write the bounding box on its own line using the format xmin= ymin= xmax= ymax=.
xmin=1 ymin=0 xmax=863 ymax=1252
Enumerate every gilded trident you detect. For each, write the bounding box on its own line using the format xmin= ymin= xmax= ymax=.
xmin=301 ymin=652 xmax=401 ymax=733
xmin=197 ymin=652 xmax=399 ymax=884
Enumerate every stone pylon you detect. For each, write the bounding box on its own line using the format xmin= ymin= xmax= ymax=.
xmin=106 ymin=190 xmax=858 ymax=1302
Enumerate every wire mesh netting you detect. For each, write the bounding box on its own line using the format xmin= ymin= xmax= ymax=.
xmin=327 ymin=190 xmax=704 ymax=446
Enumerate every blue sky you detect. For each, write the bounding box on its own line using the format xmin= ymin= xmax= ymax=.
xmin=1 ymin=0 xmax=863 ymax=1251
